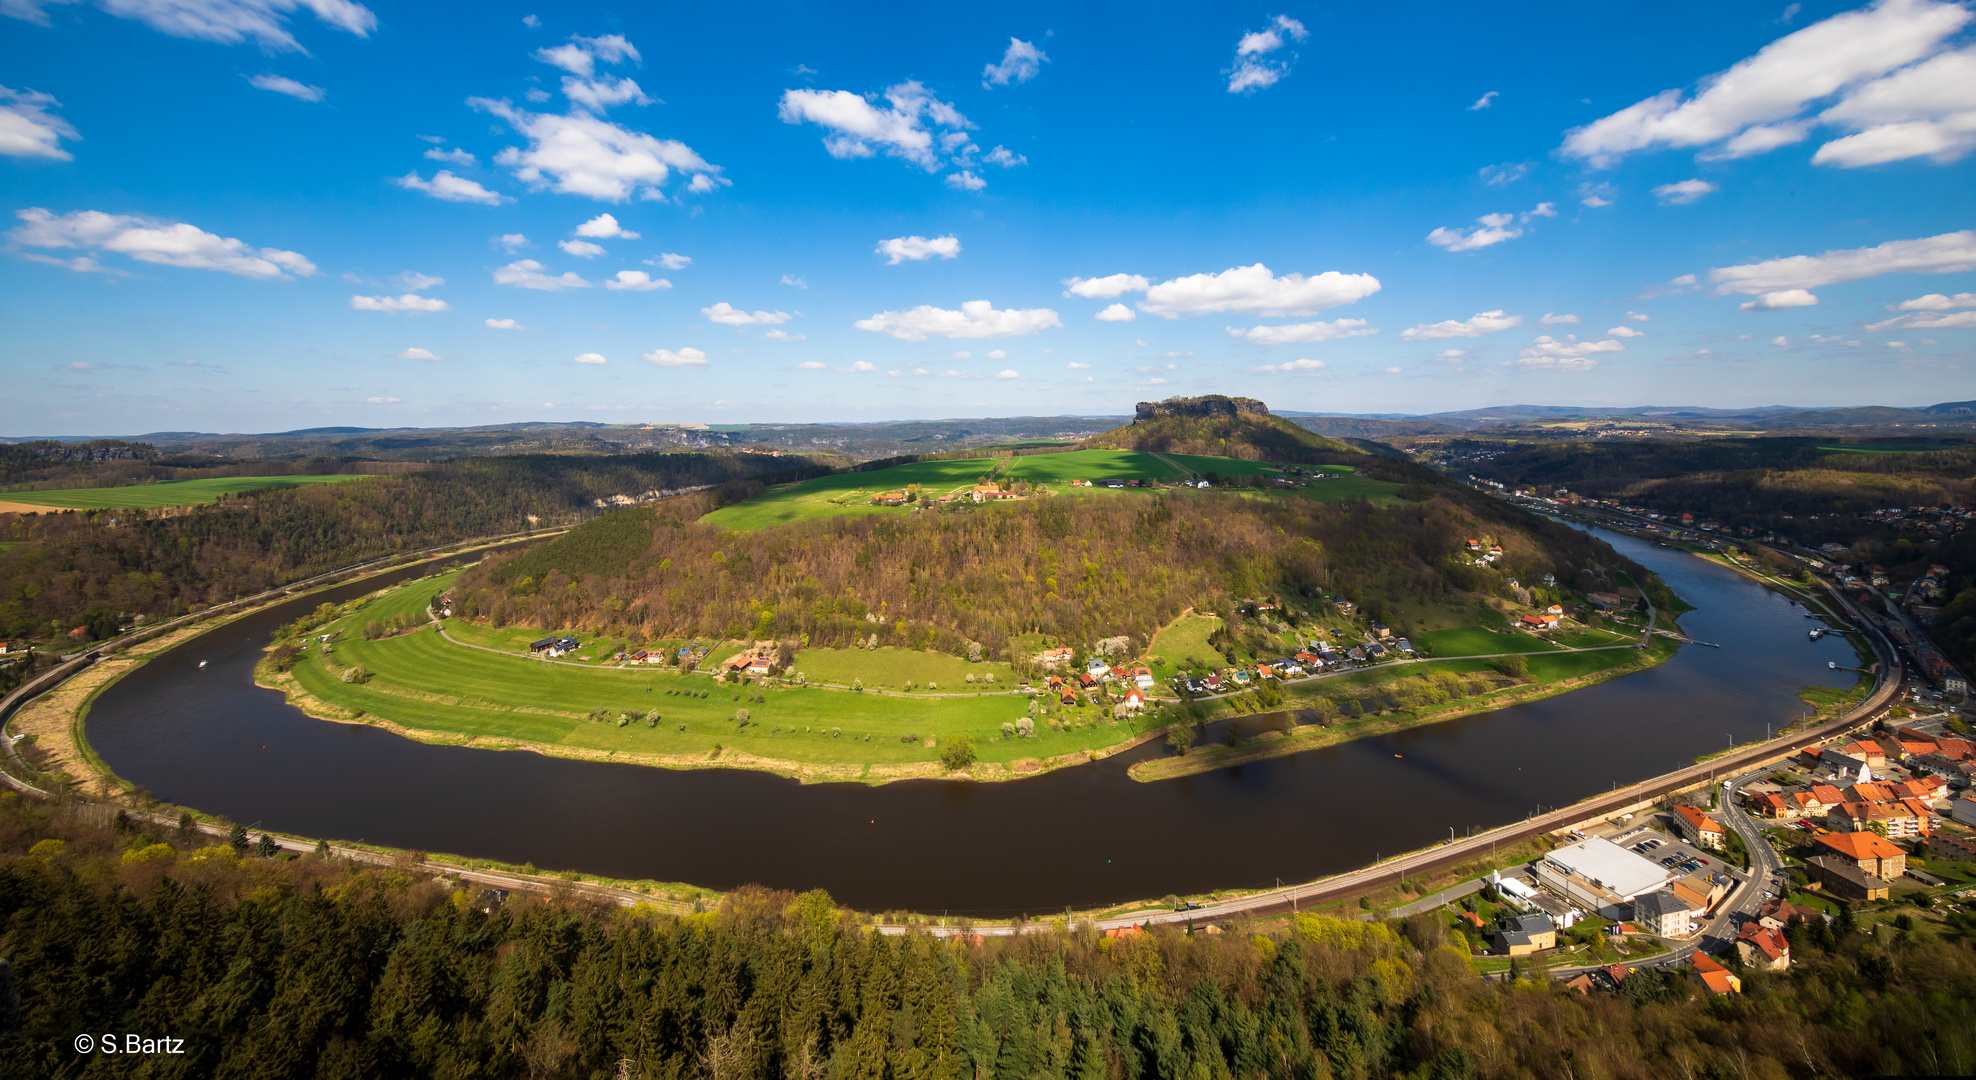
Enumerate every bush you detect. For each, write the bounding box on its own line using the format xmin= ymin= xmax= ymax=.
xmin=1492 ymin=653 xmax=1529 ymax=679
xmin=941 ymin=733 xmax=977 ymax=770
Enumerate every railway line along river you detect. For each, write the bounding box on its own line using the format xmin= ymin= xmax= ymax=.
xmin=86 ymin=529 xmax=1859 ymax=916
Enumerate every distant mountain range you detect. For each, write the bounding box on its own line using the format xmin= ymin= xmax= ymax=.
xmin=7 ymin=400 xmax=1972 ymax=459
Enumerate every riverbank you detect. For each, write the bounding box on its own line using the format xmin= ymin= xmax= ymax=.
xmin=1128 ymin=635 xmax=1680 ymax=781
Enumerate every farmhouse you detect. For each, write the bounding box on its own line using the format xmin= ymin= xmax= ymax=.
xmin=1670 ymin=804 xmax=1725 ymax=850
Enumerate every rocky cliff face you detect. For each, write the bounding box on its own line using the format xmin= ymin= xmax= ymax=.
xmin=1134 ymin=396 xmax=1270 ymax=422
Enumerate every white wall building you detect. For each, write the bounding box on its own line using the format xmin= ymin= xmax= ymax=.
xmin=1535 ymin=837 xmax=1676 ymax=920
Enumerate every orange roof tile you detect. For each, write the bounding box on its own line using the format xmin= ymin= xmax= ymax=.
xmin=1816 ymin=831 xmax=1903 ymax=860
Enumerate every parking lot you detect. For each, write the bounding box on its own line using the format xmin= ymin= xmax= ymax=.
xmin=1608 ymin=821 xmax=1730 ymax=881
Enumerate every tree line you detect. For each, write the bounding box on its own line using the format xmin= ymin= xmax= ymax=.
xmin=0 ymin=454 xmax=828 ymax=643
xmin=1 ymin=791 xmax=1971 ymax=1079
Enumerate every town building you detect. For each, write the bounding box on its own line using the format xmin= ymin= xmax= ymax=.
xmin=1669 ymin=804 xmax=1725 ymax=851
xmin=1690 ymin=954 xmax=1742 ymax=995
xmin=1493 ymin=913 xmax=1557 ymax=956
xmin=1805 ymin=856 xmax=1892 ymax=901
xmin=1736 ymin=924 xmax=1791 ymax=971
xmin=1534 ymin=837 xmax=1675 ymax=918
xmin=1633 ymin=890 xmax=1694 ymax=938
xmin=1814 ymin=831 xmax=1907 ymax=879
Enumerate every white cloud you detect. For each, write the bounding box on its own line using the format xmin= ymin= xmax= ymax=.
xmin=572 ymin=353 xmax=608 ymax=365
xmin=1096 ymin=303 xmax=1137 ymax=322
xmin=604 ymin=269 xmax=668 ymax=291
xmin=876 ymin=234 xmax=961 ymax=264
xmin=944 ymin=169 xmax=987 ymax=191
xmin=1063 ymin=273 xmax=1149 ymax=298
xmin=994 ymin=369 xmax=1019 ymax=379
xmin=23 ymin=254 xmax=130 ymax=276
xmin=1524 ymin=202 xmax=1557 ymax=219
xmin=854 ymin=300 xmax=1061 ymax=341
xmin=10 ymin=0 xmax=377 ymax=51
xmin=651 ymin=252 xmax=690 ymax=269
xmin=1144 ymin=377 xmax=1169 ymax=386
xmin=1517 ymin=335 xmax=1627 ymax=368
xmin=1895 ymin=290 xmax=1976 ymax=309
xmin=1626 ymin=311 xmax=1651 ymax=321
xmin=778 ymin=80 xmax=977 ymax=177
xmin=397 ymin=271 xmax=443 ymax=290
xmin=1228 ymin=15 xmax=1309 ymax=93
xmin=534 ymin=34 xmax=639 ymax=78
xmin=471 ymin=97 xmax=721 ymax=203
xmin=1864 ymin=308 xmax=1976 ymax=330
xmin=1246 ymin=357 xmax=1327 ymax=374
xmin=1158 ymin=350 xmax=1193 ymax=358
xmin=1653 ymin=178 xmax=1719 ymax=204
xmin=983 ymin=145 xmax=1026 ymax=167
xmin=1399 ymin=309 xmax=1521 ymax=340
xmin=248 ymin=73 xmax=323 ymax=101
xmin=575 ymin=212 xmax=639 ymax=239
xmin=1470 ymin=90 xmax=1500 ymax=111
xmin=10 ymin=207 xmax=315 ymax=278
xmin=365 ymin=396 xmax=400 ymax=403
xmin=1771 ymin=335 xmax=1789 ymax=345
xmin=1427 ymin=212 xmax=1521 ymax=251
xmin=795 ymin=360 xmax=827 ymax=369
xmin=496 ymin=233 xmax=529 ymax=251
xmin=1228 ymin=319 xmax=1379 ymax=345
xmin=987 ymin=349 xmax=1006 ymax=359
xmin=351 ymin=293 xmax=447 ymax=313
xmin=397 ymin=170 xmax=505 ymax=205
xmin=1136 ymin=363 xmax=1177 ymax=373
xmin=1066 ymin=361 xmax=1092 ymax=370
xmin=1607 ymin=325 xmax=1647 ymax=336
xmin=486 ymin=317 xmax=525 ymax=330
xmin=1479 ymin=161 xmax=1527 ymax=185
xmin=1710 ymin=229 xmax=1976 ymax=294
xmin=561 ymin=75 xmax=653 ymax=113
xmin=780 ymin=274 xmax=807 ymax=288
xmin=1540 ymin=312 xmax=1580 ymax=325
xmin=643 ymin=346 xmax=707 ymax=367
xmin=1741 ymin=290 xmax=1816 ymax=310
xmin=1139 ymin=263 xmax=1382 ymax=318
xmin=1579 ymin=181 xmax=1616 ymax=207
xmin=522 ymin=14 xmax=538 ymax=28
xmin=1431 ymin=348 xmax=1467 ymax=363
xmin=493 ymin=259 xmax=589 ymax=291
xmin=559 ymin=239 xmax=607 ymax=257
xmin=1560 ymin=0 xmax=1976 ymax=169
xmin=703 ymin=302 xmax=791 ymax=325
xmin=951 ymin=351 xmax=972 ymax=359
xmin=396 ymin=347 xmax=444 ymax=361
xmin=763 ymin=329 xmax=806 ymax=341
xmin=0 ymin=86 xmax=77 ymax=160
xmin=982 ymin=38 xmax=1048 ymax=87
xmin=843 ymin=360 xmax=879 ymax=373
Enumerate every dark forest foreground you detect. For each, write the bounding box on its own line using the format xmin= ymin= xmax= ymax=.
xmin=2 ymin=791 xmax=1971 ymax=1080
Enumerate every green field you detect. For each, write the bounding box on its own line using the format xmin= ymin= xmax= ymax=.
xmin=1415 ymin=627 xmax=1564 ymax=656
xmin=1002 ymin=449 xmax=1182 ymax=483
xmin=1147 ymin=612 xmax=1228 ymax=671
xmin=281 ymin=570 xmax=1160 ymax=772
xmin=1 ymin=474 xmax=362 ymax=510
xmin=699 ymin=457 xmax=1001 ymax=530
xmin=701 ymin=449 xmax=1397 ymax=532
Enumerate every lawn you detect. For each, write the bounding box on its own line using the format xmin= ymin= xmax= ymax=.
xmin=789 ymin=647 xmax=1017 ymax=689
xmin=0 ymin=474 xmax=363 ymax=510
xmin=280 ymin=570 xmax=1159 ymax=771
xmin=1417 ymin=627 xmax=1563 ymax=656
xmin=1288 ymin=475 xmax=1404 ymax=505
xmin=1003 ymin=449 xmax=1183 ymax=483
xmin=1147 ymin=612 xmax=1228 ymax=671
xmin=699 ymin=457 xmax=1000 ymax=531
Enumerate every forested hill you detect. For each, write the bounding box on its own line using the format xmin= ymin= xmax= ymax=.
xmin=451 ymin=464 xmax=1656 ymax=660
xmin=3 ymin=795 xmax=1970 ymax=1080
xmin=0 ymin=453 xmax=827 ymax=645
xmin=1078 ymin=396 xmax=1363 ymax=462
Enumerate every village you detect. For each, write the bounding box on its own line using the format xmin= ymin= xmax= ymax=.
xmin=1405 ymin=713 xmax=1976 ymax=996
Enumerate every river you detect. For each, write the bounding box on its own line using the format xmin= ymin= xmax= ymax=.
xmin=85 ymin=529 xmax=1857 ymax=916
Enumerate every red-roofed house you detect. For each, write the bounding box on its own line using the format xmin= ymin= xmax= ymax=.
xmin=1847 ymin=782 xmax=1892 ymax=803
xmin=1815 ymin=831 xmax=1907 ymax=879
xmin=1690 ymin=954 xmax=1741 ymax=995
xmin=1808 ymin=784 xmax=1845 ymax=809
xmin=1670 ymin=804 xmax=1725 ymax=851
xmin=1737 ymin=924 xmax=1791 ymax=971
xmin=1750 ymin=793 xmax=1792 ymax=818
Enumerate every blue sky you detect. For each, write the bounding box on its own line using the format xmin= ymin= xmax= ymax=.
xmin=2 ymin=0 xmax=1973 ymax=434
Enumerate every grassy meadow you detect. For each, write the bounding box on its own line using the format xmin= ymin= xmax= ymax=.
xmin=0 ymin=474 xmax=362 ymax=510
xmin=279 ymin=570 xmax=1161 ymax=773
xmin=1001 ymin=449 xmax=1182 ymax=483
xmin=698 ymin=457 xmax=1000 ymax=530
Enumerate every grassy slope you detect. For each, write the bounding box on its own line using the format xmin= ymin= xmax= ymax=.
xmin=1002 ymin=450 xmax=1181 ymax=483
xmin=1146 ymin=612 xmax=1228 ymax=670
xmin=2 ymin=474 xmax=361 ymax=509
xmin=1415 ymin=627 xmax=1564 ymax=656
xmin=284 ymin=571 xmax=1156 ymax=769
